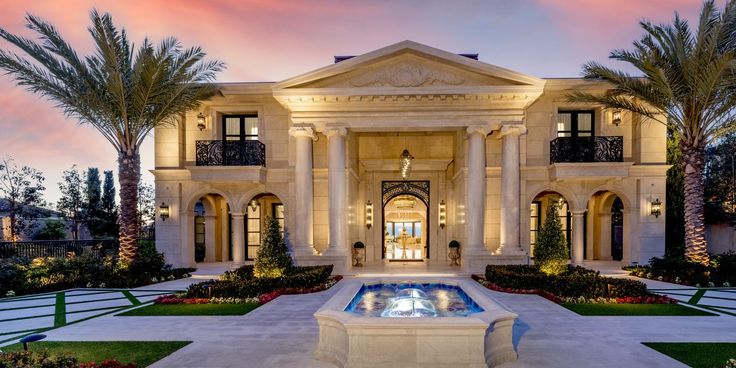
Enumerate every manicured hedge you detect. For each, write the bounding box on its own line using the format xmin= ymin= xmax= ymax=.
xmin=187 ymin=265 xmax=333 ymax=298
xmin=485 ymin=265 xmax=648 ymax=298
xmin=629 ymin=253 xmax=736 ymax=286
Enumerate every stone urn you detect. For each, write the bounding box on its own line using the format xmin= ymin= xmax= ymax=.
xmin=352 ymin=241 xmax=365 ymax=267
xmin=448 ymin=240 xmax=461 ymax=266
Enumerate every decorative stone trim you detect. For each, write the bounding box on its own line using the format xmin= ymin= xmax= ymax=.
xmin=288 ymin=126 xmax=317 ymax=140
xmin=498 ymin=124 xmax=528 ymax=138
xmin=321 ymin=126 xmax=348 ymax=137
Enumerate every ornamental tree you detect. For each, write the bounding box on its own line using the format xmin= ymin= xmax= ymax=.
xmin=254 ymin=216 xmax=293 ymax=278
xmin=535 ymin=201 xmax=569 ymax=275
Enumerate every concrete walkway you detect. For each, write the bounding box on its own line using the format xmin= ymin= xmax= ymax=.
xmin=21 ymin=276 xmax=736 ymax=368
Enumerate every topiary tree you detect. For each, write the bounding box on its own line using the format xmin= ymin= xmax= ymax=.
xmin=535 ymin=200 xmax=569 ymax=275
xmin=254 ymin=216 xmax=293 ymax=278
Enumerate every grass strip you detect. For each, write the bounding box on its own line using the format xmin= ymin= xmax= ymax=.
xmin=122 ymin=290 xmax=141 ymax=306
xmin=54 ymin=292 xmax=65 ymax=327
xmin=1 ymin=341 xmax=191 ymax=367
xmin=118 ymin=302 xmax=260 ymax=316
xmin=688 ymin=289 xmax=707 ymax=304
xmin=643 ymin=342 xmax=736 ymax=368
xmin=561 ymin=303 xmax=717 ymax=316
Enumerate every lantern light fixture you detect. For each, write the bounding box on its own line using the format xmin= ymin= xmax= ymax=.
xmin=159 ymin=202 xmax=170 ymax=221
xmin=249 ymin=199 xmax=259 ymax=212
xmin=439 ymin=200 xmax=447 ymax=229
xmin=650 ymin=198 xmax=662 ymax=218
xmin=400 ymin=149 xmax=414 ymax=180
xmin=612 ymin=109 xmax=622 ymax=126
xmin=365 ymin=200 xmax=373 ymax=229
xmin=197 ymin=112 xmax=206 ymax=131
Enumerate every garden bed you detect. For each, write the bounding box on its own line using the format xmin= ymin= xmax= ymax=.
xmin=0 ymin=242 xmax=194 ymax=298
xmin=626 ymin=253 xmax=736 ymax=287
xmin=0 ymin=341 xmax=191 ymax=367
xmin=562 ymin=303 xmax=715 ymax=316
xmin=643 ymin=342 xmax=736 ymax=368
xmin=475 ymin=265 xmax=685 ymax=314
xmin=119 ymin=302 xmax=260 ymax=316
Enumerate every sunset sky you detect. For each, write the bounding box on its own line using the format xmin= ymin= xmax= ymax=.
xmin=0 ymin=0 xmax=702 ymax=205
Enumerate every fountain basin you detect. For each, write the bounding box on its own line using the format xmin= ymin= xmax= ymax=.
xmin=314 ymin=278 xmax=518 ymax=368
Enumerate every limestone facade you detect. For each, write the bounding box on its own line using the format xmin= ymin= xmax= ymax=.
xmin=153 ymin=41 xmax=667 ymax=274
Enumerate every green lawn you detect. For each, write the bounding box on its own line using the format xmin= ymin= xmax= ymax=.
xmin=2 ymin=341 xmax=190 ymax=367
xmin=643 ymin=342 xmax=736 ymax=368
xmin=118 ymin=302 xmax=260 ymax=316
xmin=561 ymin=303 xmax=717 ymax=316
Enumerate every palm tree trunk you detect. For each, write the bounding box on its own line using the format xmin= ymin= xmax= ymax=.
xmin=681 ymin=143 xmax=710 ymax=264
xmin=118 ymin=150 xmax=140 ymax=263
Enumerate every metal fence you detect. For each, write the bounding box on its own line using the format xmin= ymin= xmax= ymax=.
xmin=0 ymin=239 xmax=120 ymax=260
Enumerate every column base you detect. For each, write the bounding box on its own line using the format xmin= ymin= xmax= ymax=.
xmin=462 ymin=248 xmax=529 ymax=274
xmin=294 ymin=254 xmax=350 ymax=275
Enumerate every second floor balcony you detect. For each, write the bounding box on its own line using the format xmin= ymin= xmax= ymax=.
xmin=550 ymin=136 xmax=623 ymax=164
xmin=195 ymin=140 xmax=266 ymax=166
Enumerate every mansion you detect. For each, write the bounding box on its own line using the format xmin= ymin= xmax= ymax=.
xmin=153 ymin=41 xmax=667 ymax=274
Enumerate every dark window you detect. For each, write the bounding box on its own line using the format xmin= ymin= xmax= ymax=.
xmin=272 ymin=203 xmax=285 ymax=236
xmin=223 ymin=114 xmax=258 ymax=141
xmin=557 ymin=111 xmax=594 ymax=138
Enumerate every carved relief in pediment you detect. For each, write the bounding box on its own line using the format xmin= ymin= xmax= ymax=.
xmin=348 ymin=61 xmax=465 ymax=87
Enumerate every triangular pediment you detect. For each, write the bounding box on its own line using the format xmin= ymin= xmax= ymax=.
xmin=272 ymin=40 xmax=544 ymax=91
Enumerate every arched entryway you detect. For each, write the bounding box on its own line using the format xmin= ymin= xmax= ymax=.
xmin=240 ymin=193 xmax=285 ymax=261
xmin=587 ymin=191 xmax=625 ymax=261
xmin=381 ymin=181 xmax=430 ymax=261
xmin=529 ymin=191 xmax=574 ymax=259
xmin=189 ymin=193 xmax=230 ymax=263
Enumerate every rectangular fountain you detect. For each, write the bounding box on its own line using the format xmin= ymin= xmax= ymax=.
xmin=314 ymin=278 xmax=518 ymax=368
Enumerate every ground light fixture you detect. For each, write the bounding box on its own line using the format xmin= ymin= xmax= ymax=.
xmin=159 ymin=202 xmax=170 ymax=221
xmin=365 ymin=200 xmax=373 ymax=229
xmin=400 ymin=149 xmax=413 ymax=179
xmin=439 ymin=200 xmax=447 ymax=229
xmin=197 ymin=112 xmax=206 ymax=131
xmin=650 ymin=198 xmax=662 ymax=218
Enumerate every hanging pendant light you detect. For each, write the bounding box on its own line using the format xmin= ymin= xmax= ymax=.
xmin=400 ymin=149 xmax=414 ymax=179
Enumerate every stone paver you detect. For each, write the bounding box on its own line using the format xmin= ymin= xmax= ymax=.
xmin=20 ymin=277 xmax=736 ymax=368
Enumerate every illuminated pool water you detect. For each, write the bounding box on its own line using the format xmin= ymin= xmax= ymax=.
xmin=344 ymin=282 xmax=484 ymax=318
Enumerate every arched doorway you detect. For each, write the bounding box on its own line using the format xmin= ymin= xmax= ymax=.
xmin=587 ymin=191 xmax=625 ymax=261
xmin=189 ymin=193 xmax=229 ymax=263
xmin=242 ymin=193 xmax=284 ymax=261
xmin=381 ymin=181 xmax=430 ymax=261
xmin=529 ymin=191 xmax=574 ymax=259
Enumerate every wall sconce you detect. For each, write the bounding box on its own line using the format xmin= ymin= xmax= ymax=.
xmin=249 ymin=199 xmax=258 ymax=212
xmin=650 ymin=198 xmax=662 ymax=218
xmin=439 ymin=200 xmax=447 ymax=229
xmin=159 ymin=202 xmax=170 ymax=221
xmin=196 ymin=112 xmax=206 ymax=131
xmin=611 ymin=109 xmax=622 ymax=126
xmin=365 ymin=200 xmax=373 ymax=229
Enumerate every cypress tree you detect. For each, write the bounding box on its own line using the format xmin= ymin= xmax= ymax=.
xmin=534 ymin=200 xmax=569 ymax=275
xmin=101 ymin=170 xmax=119 ymax=237
xmin=254 ymin=216 xmax=293 ymax=278
xmin=85 ymin=167 xmax=104 ymax=237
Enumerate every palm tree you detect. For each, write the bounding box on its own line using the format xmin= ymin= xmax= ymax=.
xmin=568 ymin=0 xmax=736 ymax=265
xmin=0 ymin=10 xmax=224 ymax=263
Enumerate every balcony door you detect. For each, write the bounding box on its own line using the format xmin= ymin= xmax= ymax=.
xmin=557 ymin=111 xmax=594 ymax=138
xmin=223 ymin=114 xmax=259 ymax=142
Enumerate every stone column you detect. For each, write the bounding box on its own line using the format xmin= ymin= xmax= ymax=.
xmin=231 ymin=213 xmax=245 ymax=263
xmin=498 ymin=125 xmax=527 ymax=254
xmin=571 ymin=210 xmax=586 ymax=265
xmin=289 ymin=126 xmax=317 ymax=255
xmin=324 ymin=127 xmax=348 ymax=255
xmin=204 ymin=214 xmax=217 ymax=262
xmin=466 ymin=125 xmax=492 ymax=252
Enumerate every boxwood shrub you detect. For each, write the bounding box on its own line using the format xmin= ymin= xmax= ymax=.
xmin=187 ymin=265 xmax=334 ymax=298
xmin=485 ymin=265 xmax=648 ymax=298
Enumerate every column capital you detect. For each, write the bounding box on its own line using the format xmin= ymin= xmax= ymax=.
xmin=321 ymin=126 xmax=348 ymax=138
xmin=289 ymin=126 xmax=317 ymax=140
xmin=466 ymin=124 xmax=494 ymax=137
xmin=571 ymin=210 xmax=587 ymax=216
xmin=497 ymin=124 xmax=528 ymax=138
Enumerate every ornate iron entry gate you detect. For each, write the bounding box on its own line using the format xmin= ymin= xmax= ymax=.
xmin=381 ymin=181 xmax=430 ymax=260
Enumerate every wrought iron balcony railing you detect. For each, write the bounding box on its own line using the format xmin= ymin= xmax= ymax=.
xmin=550 ymin=136 xmax=623 ymax=164
xmin=195 ymin=140 xmax=266 ymax=166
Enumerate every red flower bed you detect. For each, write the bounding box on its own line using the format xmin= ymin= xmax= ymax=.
xmin=257 ymin=275 xmax=344 ymax=304
xmin=154 ymin=295 xmax=209 ymax=305
xmin=614 ymin=295 xmax=677 ymax=304
xmin=79 ymin=360 xmax=136 ymax=368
